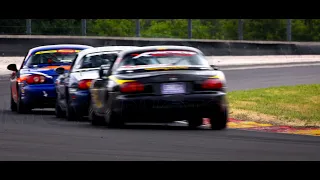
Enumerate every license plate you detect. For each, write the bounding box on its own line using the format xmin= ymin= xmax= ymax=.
xmin=160 ymin=83 xmax=186 ymax=95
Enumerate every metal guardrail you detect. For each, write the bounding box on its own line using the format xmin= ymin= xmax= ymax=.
xmin=3 ymin=35 xmax=317 ymax=57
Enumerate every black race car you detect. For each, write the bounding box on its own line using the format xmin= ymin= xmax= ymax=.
xmin=89 ymin=45 xmax=228 ymax=130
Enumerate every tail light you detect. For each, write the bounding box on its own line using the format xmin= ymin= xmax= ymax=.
xmin=201 ymin=79 xmax=223 ymax=90
xmin=26 ymin=74 xmax=46 ymax=84
xmin=120 ymin=81 xmax=144 ymax=93
xmin=78 ymin=79 xmax=93 ymax=90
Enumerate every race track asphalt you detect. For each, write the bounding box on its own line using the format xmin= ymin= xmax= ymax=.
xmin=0 ymin=65 xmax=320 ymax=161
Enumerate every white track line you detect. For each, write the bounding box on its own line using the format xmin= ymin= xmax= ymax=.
xmin=221 ymin=63 xmax=320 ymax=70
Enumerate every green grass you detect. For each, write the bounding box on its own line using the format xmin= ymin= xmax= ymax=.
xmin=227 ymin=84 xmax=320 ymax=127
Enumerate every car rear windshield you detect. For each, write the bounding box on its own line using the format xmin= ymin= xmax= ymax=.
xmin=117 ymin=50 xmax=210 ymax=69
xmin=24 ymin=49 xmax=81 ymax=67
xmin=80 ymin=51 xmax=118 ymax=69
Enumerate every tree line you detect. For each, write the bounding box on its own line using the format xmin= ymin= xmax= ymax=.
xmin=0 ymin=19 xmax=319 ymax=41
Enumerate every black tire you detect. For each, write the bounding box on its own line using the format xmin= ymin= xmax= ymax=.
xmin=188 ymin=118 xmax=203 ymax=129
xmin=104 ymin=108 xmax=124 ymax=128
xmin=17 ymin=98 xmax=30 ymax=114
xmin=55 ymin=97 xmax=65 ymax=118
xmin=209 ymin=107 xmax=228 ymax=130
xmin=89 ymin=103 xmax=105 ymax=126
xmin=16 ymin=90 xmax=31 ymax=114
xmin=10 ymin=90 xmax=17 ymax=111
xmin=65 ymin=90 xmax=84 ymax=121
xmin=65 ymin=103 xmax=79 ymax=121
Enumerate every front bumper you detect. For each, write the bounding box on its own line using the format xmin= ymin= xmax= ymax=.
xmin=110 ymin=92 xmax=227 ymax=123
xmin=20 ymin=84 xmax=57 ymax=108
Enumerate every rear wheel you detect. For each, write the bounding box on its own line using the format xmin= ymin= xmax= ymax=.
xmin=209 ymin=107 xmax=228 ymax=130
xmin=66 ymin=103 xmax=79 ymax=121
xmin=104 ymin=108 xmax=124 ymax=128
xmin=55 ymin=97 xmax=65 ymax=118
xmin=187 ymin=118 xmax=203 ymax=129
xmin=16 ymin=89 xmax=31 ymax=114
xmin=17 ymin=96 xmax=30 ymax=114
xmin=65 ymin=92 xmax=85 ymax=121
xmin=89 ymin=103 xmax=105 ymax=126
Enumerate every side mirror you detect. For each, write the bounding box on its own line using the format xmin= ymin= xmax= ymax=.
xmin=210 ymin=65 xmax=219 ymax=70
xmin=55 ymin=67 xmax=65 ymax=75
xmin=7 ymin=64 xmax=18 ymax=72
xmin=99 ymin=64 xmax=111 ymax=79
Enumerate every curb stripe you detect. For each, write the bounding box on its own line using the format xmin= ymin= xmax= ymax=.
xmin=223 ymin=119 xmax=320 ymax=136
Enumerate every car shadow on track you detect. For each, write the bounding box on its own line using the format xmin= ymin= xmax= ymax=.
xmin=86 ymin=124 xmax=208 ymax=131
xmin=56 ymin=115 xmax=212 ymax=131
xmin=0 ymin=109 xmax=58 ymax=126
xmin=82 ymin=120 xmax=212 ymax=131
xmin=2 ymin=109 xmax=55 ymax=115
xmin=2 ymin=109 xmax=215 ymax=131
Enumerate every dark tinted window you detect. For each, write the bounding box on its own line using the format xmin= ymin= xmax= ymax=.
xmin=24 ymin=49 xmax=81 ymax=67
xmin=118 ymin=50 xmax=210 ymax=69
xmin=80 ymin=52 xmax=118 ymax=69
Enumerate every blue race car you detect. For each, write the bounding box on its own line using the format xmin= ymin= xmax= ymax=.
xmin=54 ymin=46 xmax=138 ymax=121
xmin=7 ymin=44 xmax=92 ymax=113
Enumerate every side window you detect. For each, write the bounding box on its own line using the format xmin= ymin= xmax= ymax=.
xmin=80 ymin=53 xmax=117 ymax=69
xmin=76 ymin=56 xmax=86 ymax=69
xmin=81 ymin=56 xmax=92 ymax=68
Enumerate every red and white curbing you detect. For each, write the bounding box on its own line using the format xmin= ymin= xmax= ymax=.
xmin=226 ymin=118 xmax=320 ymax=136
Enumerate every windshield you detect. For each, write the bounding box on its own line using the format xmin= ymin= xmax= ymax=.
xmin=118 ymin=50 xmax=210 ymax=69
xmin=79 ymin=52 xmax=118 ymax=69
xmin=23 ymin=49 xmax=81 ymax=68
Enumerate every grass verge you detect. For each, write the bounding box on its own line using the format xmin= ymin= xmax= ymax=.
xmin=227 ymin=84 xmax=320 ymax=127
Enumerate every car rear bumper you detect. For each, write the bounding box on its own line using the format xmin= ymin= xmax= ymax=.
xmin=110 ymin=92 xmax=227 ymax=122
xmin=20 ymin=84 xmax=57 ymax=108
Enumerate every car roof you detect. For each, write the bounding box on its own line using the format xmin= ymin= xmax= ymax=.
xmin=117 ymin=45 xmax=204 ymax=57
xmin=77 ymin=46 xmax=140 ymax=57
xmin=28 ymin=44 xmax=93 ymax=55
